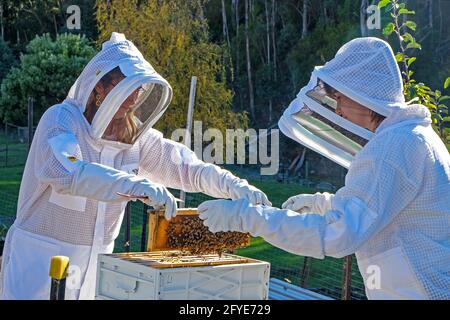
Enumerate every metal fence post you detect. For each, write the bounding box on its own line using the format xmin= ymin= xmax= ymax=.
xmin=27 ymin=97 xmax=34 ymax=151
xmin=300 ymin=256 xmax=311 ymax=288
xmin=141 ymin=204 xmax=149 ymax=252
xmin=124 ymin=203 xmax=131 ymax=252
xmin=341 ymin=255 xmax=353 ymax=300
xmin=4 ymin=123 xmax=8 ymax=167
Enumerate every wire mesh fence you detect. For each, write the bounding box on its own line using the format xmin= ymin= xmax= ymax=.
xmin=113 ymin=190 xmax=367 ymax=300
xmin=0 ymin=175 xmax=367 ymax=300
xmin=0 ymin=191 xmax=19 ymax=221
xmin=0 ymin=124 xmax=30 ymax=168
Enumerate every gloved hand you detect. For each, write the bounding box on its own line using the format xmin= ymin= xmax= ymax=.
xmin=198 ymin=199 xmax=248 ymax=233
xmin=282 ymin=192 xmax=334 ymax=215
xmin=199 ymin=198 xmax=326 ymax=259
xmin=130 ymin=180 xmax=178 ymax=220
xmin=229 ymin=180 xmax=272 ymax=206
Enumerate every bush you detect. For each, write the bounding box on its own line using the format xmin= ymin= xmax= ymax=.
xmin=0 ymin=33 xmax=96 ymax=125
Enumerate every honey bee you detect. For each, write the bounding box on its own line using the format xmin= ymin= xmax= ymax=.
xmin=166 ymin=215 xmax=249 ymax=256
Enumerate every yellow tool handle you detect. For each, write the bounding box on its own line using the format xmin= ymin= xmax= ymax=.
xmin=49 ymin=256 xmax=69 ymax=280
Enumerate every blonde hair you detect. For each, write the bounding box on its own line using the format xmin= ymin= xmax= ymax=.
xmin=84 ymin=66 xmax=139 ymax=144
xmin=108 ymin=111 xmax=139 ymax=144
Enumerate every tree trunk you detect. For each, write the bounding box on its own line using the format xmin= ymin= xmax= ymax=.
xmin=221 ymin=0 xmax=231 ymax=49
xmin=23 ymin=8 xmax=45 ymax=34
xmin=265 ymin=0 xmax=270 ymax=64
xmin=0 ymin=3 xmax=4 ymax=41
xmin=58 ymin=0 xmax=65 ymax=21
xmin=245 ymin=0 xmax=255 ymax=120
xmin=439 ymin=0 xmax=443 ymax=57
xmin=360 ymin=0 xmax=369 ymax=37
xmin=53 ymin=14 xmax=58 ymax=36
xmin=265 ymin=0 xmax=272 ymax=125
xmin=235 ymin=0 xmax=242 ymax=110
xmin=271 ymin=0 xmax=277 ymax=81
xmin=302 ymin=0 xmax=308 ymax=39
xmin=428 ymin=0 xmax=433 ymax=28
xmin=269 ymin=99 xmax=273 ymax=124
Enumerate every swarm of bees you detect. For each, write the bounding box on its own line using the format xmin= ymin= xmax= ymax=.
xmin=166 ymin=215 xmax=249 ymax=255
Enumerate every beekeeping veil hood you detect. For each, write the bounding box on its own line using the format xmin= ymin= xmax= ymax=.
xmin=65 ymin=32 xmax=173 ymax=147
xmin=278 ymin=37 xmax=407 ymax=169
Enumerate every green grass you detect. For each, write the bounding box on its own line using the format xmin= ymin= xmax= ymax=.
xmin=245 ymin=179 xmax=314 ymax=207
xmin=0 ymin=136 xmax=29 ymax=168
xmin=0 ymin=166 xmax=24 ymax=195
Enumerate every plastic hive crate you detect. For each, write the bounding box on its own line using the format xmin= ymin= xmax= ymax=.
xmin=95 ymin=251 xmax=270 ymax=300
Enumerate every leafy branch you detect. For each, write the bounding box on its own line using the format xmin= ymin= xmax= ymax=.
xmin=380 ymin=0 xmax=450 ymax=148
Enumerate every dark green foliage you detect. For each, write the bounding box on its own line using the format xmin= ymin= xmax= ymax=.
xmin=0 ymin=33 xmax=96 ymax=125
xmin=0 ymin=39 xmax=17 ymax=84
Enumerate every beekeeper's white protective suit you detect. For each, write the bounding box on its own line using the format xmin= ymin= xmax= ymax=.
xmin=199 ymin=38 xmax=450 ymax=300
xmin=0 ymin=32 xmax=269 ymax=300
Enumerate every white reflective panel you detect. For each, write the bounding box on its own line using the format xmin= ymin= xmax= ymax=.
xmin=291 ymin=106 xmax=365 ymax=157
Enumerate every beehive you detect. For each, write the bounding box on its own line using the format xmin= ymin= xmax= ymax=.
xmin=146 ymin=208 xmax=251 ymax=254
xmin=95 ymin=208 xmax=270 ymax=300
xmin=96 ymin=251 xmax=270 ymax=300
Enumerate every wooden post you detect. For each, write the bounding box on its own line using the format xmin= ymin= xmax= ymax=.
xmin=28 ymin=97 xmax=34 ymax=151
xmin=179 ymin=76 xmax=197 ymax=208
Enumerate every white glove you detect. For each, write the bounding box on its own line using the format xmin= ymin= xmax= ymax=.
xmin=130 ymin=180 xmax=178 ymax=220
xmin=229 ymin=180 xmax=272 ymax=206
xmin=198 ymin=199 xmax=247 ymax=233
xmin=199 ymin=198 xmax=326 ymax=259
xmin=282 ymin=192 xmax=334 ymax=215
xmin=69 ymin=161 xmax=177 ymax=220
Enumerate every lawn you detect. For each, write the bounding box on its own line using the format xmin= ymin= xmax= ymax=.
xmin=0 ymin=166 xmax=24 ymax=196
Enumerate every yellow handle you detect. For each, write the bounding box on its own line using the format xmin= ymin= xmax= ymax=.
xmin=49 ymin=256 xmax=70 ymax=280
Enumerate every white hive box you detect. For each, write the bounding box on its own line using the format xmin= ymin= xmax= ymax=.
xmin=95 ymin=251 xmax=270 ymax=300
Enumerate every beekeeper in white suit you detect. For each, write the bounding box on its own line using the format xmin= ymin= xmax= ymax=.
xmin=0 ymin=32 xmax=270 ymax=300
xmin=199 ymin=37 xmax=450 ymax=300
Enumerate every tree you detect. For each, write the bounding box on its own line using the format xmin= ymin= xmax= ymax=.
xmin=380 ymin=0 xmax=450 ymax=149
xmin=302 ymin=0 xmax=308 ymax=39
xmin=96 ymin=0 xmax=247 ymax=136
xmin=360 ymin=0 xmax=369 ymax=37
xmin=1 ymin=0 xmax=60 ymax=43
xmin=0 ymin=0 xmax=98 ymax=45
xmin=0 ymin=33 xmax=96 ymax=125
xmin=221 ymin=0 xmax=231 ymax=49
xmin=244 ymin=0 xmax=255 ymax=121
xmin=0 ymin=39 xmax=17 ymax=84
